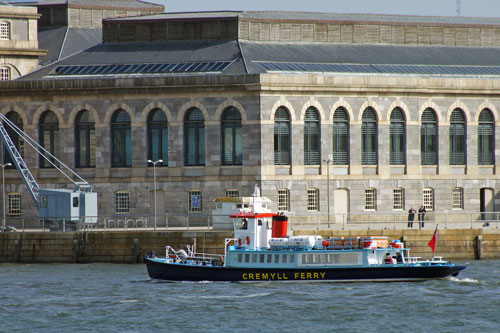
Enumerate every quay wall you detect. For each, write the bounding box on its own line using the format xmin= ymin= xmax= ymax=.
xmin=0 ymin=229 xmax=499 ymax=263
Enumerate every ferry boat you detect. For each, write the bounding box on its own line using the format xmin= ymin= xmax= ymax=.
xmin=145 ymin=212 xmax=466 ymax=282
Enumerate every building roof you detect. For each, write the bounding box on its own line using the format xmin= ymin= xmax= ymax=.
xmin=38 ymin=26 xmax=102 ymax=65
xmin=7 ymin=0 xmax=164 ymax=10
xmin=19 ymin=38 xmax=500 ymax=80
xmin=18 ymin=11 xmax=500 ymax=80
xmin=114 ymin=10 xmax=500 ymax=27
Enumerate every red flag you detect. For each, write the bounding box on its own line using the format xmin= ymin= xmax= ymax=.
xmin=428 ymin=225 xmax=438 ymax=253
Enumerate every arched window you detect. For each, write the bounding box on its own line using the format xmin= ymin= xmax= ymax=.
xmin=0 ymin=66 xmax=10 ymax=81
xmin=75 ymin=110 xmax=95 ymax=168
xmin=111 ymin=110 xmax=132 ymax=167
xmin=221 ymin=107 xmax=242 ymax=165
xmin=421 ymin=108 xmax=438 ymax=165
xmin=361 ymin=107 xmax=377 ymax=165
xmin=332 ymin=107 xmax=349 ymax=165
xmin=390 ymin=108 xmax=406 ymax=165
xmin=478 ymin=109 xmax=494 ymax=165
xmin=184 ymin=108 xmax=205 ymax=166
xmin=39 ymin=111 xmax=60 ymax=168
xmin=304 ymin=107 xmax=320 ymax=165
xmin=0 ymin=22 xmax=10 ymax=40
xmin=274 ymin=106 xmax=291 ymax=165
xmin=3 ymin=112 xmax=24 ymax=168
xmin=450 ymin=108 xmax=466 ymax=165
xmin=147 ymin=109 xmax=168 ymax=166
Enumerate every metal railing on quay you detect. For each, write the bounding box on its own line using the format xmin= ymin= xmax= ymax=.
xmin=1 ymin=211 xmax=499 ymax=233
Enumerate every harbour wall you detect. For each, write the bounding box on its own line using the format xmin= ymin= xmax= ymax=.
xmin=0 ymin=229 xmax=499 ymax=263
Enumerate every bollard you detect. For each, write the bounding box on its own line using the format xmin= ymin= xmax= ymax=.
xmin=400 ymin=236 xmax=407 ymax=249
xmin=14 ymin=239 xmax=20 ymax=262
xmin=73 ymin=239 xmax=79 ymax=263
xmin=133 ymin=238 xmax=140 ymax=264
xmin=475 ymin=235 xmax=483 ymax=260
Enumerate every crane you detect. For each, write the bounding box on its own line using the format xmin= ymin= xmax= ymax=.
xmin=0 ymin=113 xmax=97 ymax=227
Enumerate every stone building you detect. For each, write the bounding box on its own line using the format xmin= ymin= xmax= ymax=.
xmin=0 ymin=1 xmax=45 ymax=80
xmin=2 ymin=11 xmax=500 ymax=223
xmin=6 ymin=0 xmax=165 ymax=66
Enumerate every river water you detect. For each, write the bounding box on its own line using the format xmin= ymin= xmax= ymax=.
xmin=0 ymin=260 xmax=498 ymax=333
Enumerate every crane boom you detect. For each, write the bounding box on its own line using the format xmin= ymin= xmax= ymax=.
xmin=0 ymin=121 xmax=40 ymax=208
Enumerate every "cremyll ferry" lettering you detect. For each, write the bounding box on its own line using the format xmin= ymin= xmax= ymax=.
xmin=242 ymin=272 xmax=327 ymax=280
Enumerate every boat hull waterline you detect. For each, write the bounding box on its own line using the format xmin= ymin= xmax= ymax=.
xmin=145 ymin=258 xmax=466 ymax=282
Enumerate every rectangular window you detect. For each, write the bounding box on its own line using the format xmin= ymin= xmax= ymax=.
xmin=115 ymin=191 xmax=130 ymax=213
xmin=307 ymin=188 xmax=319 ymax=211
xmin=225 ymin=189 xmax=239 ymax=198
xmin=188 ymin=190 xmax=202 ymax=213
xmin=0 ymin=67 xmax=10 ymax=81
xmin=8 ymin=193 xmax=21 ymax=216
xmin=274 ymin=254 xmax=280 ymax=263
xmin=423 ymin=189 xmax=434 ymax=211
xmin=393 ymin=188 xmax=405 ymax=211
xmin=452 ymin=188 xmax=464 ymax=210
xmin=277 ymin=189 xmax=290 ymax=211
xmin=365 ymin=188 xmax=377 ymax=211
xmin=0 ymin=22 xmax=10 ymax=40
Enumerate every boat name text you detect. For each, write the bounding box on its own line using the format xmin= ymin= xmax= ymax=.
xmin=242 ymin=272 xmax=327 ymax=280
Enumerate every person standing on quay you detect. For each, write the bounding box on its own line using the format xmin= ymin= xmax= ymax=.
xmin=418 ymin=205 xmax=426 ymax=228
xmin=408 ymin=207 xmax=416 ymax=228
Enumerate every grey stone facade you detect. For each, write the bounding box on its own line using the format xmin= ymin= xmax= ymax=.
xmin=0 ymin=73 xmax=500 ymax=220
xmin=2 ymin=10 xmax=500 ymax=222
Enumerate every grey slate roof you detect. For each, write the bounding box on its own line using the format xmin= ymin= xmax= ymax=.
xmin=20 ymin=37 xmax=500 ymax=80
xmin=20 ymin=39 xmax=247 ymax=79
xmin=240 ymin=42 xmax=500 ymax=68
xmin=38 ymin=26 xmax=102 ymax=65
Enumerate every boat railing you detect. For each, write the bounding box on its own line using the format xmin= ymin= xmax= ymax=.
xmin=166 ymin=245 xmax=225 ymax=265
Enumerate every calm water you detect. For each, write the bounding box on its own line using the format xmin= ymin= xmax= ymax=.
xmin=0 ymin=260 xmax=498 ymax=333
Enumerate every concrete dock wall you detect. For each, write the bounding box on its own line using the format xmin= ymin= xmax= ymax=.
xmin=1 ymin=229 xmax=499 ymax=263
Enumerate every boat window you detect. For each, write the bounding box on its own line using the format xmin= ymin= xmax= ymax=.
xmin=282 ymin=254 xmax=287 ymax=263
xmin=304 ymin=254 xmax=313 ymax=264
xmin=328 ymin=253 xmax=335 ymax=263
xmin=258 ymin=219 xmax=262 ymax=226
xmin=245 ymin=253 xmax=250 ymax=263
xmin=290 ymin=254 xmax=295 ymax=263
xmin=274 ymin=254 xmax=280 ymax=263
xmin=252 ymin=254 xmax=257 ymax=263
xmin=267 ymin=254 xmax=272 ymax=263
xmin=237 ymin=253 xmax=242 ymax=263
xmin=259 ymin=254 xmax=265 ymax=263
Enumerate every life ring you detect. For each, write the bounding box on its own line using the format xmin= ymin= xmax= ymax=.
xmin=238 ymin=235 xmax=251 ymax=246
